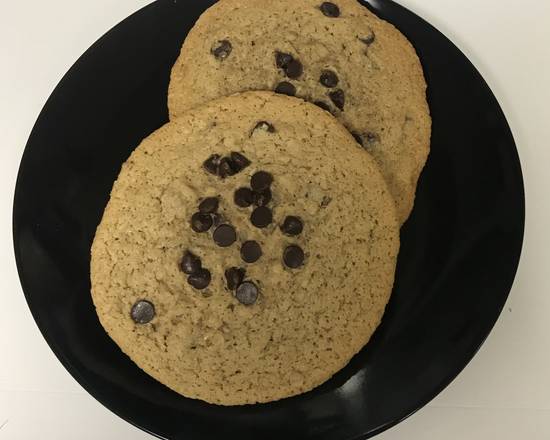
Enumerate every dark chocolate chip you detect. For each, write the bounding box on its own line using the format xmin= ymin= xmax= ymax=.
xmin=199 ymin=197 xmax=219 ymax=214
xmin=320 ymin=2 xmax=340 ymax=17
xmin=234 ymin=187 xmax=254 ymax=208
xmin=241 ymin=241 xmax=262 ymax=263
xmin=275 ymin=51 xmax=294 ymax=69
xmin=285 ymin=59 xmax=303 ymax=79
xmin=236 ymin=281 xmax=259 ymax=306
xmin=180 ymin=251 xmax=201 ymax=275
xmin=188 ymin=268 xmax=211 ymax=290
xmin=360 ymin=32 xmax=376 ymax=46
xmin=281 ymin=216 xmax=304 ymax=236
xmin=225 ymin=267 xmax=245 ymax=290
xmin=253 ymin=121 xmax=275 ymax=133
xmin=351 ymin=132 xmax=363 ymax=146
xmin=211 ymin=40 xmax=232 ymax=60
xmin=250 ymin=206 xmax=273 ymax=228
xmin=314 ymin=100 xmax=331 ymax=112
xmin=213 ymin=224 xmax=237 ymax=247
xmin=191 ymin=212 xmax=213 ymax=233
xmin=131 ymin=300 xmax=155 ymax=324
xmin=320 ymin=70 xmax=339 ymax=88
xmin=329 ymin=88 xmax=345 ymax=110
xmin=252 ymin=188 xmax=272 ymax=207
xmin=251 ymin=171 xmax=273 ymax=192
xmin=275 ymin=81 xmax=296 ymax=96
xmin=230 ymin=152 xmax=251 ymax=171
xmin=283 ymin=245 xmax=305 ymax=269
xmin=203 ymin=154 xmax=221 ymax=175
xmin=218 ymin=157 xmax=237 ymax=178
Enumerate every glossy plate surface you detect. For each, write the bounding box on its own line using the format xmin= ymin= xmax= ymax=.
xmin=13 ymin=0 xmax=524 ymax=438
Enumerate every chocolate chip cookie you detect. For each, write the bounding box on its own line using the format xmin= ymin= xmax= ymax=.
xmin=91 ymin=91 xmax=399 ymax=405
xmin=168 ymin=0 xmax=431 ymax=224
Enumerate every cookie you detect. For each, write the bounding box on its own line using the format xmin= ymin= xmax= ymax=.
xmin=91 ymin=91 xmax=399 ymax=405
xmin=168 ymin=0 xmax=431 ymax=224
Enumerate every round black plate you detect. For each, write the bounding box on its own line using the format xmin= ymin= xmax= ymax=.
xmin=13 ymin=1 xmax=524 ymax=439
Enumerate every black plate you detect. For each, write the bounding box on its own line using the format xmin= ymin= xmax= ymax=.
xmin=13 ymin=0 xmax=524 ymax=439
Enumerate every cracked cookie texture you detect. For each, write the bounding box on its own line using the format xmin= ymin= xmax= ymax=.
xmin=168 ymin=0 xmax=431 ymax=223
xmin=91 ymin=91 xmax=399 ymax=405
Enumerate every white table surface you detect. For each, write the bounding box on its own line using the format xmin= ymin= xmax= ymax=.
xmin=1 ymin=0 xmax=549 ymax=438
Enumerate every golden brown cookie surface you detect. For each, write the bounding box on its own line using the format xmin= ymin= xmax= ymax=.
xmin=91 ymin=92 xmax=399 ymax=405
xmin=168 ymin=0 xmax=431 ymax=223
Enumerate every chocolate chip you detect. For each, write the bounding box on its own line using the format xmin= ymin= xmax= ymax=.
xmin=211 ymin=40 xmax=232 ymax=60
xmin=320 ymin=70 xmax=339 ymax=88
xmin=329 ymin=89 xmax=345 ymax=110
xmin=314 ymin=100 xmax=331 ymax=112
xmin=250 ymin=206 xmax=273 ymax=228
xmin=180 ymin=251 xmax=201 ymax=275
xmin=351 ymin=132 xmax=363 ymax=146
xmin=360 ymin=32 xmax=376 ymax=46
xmin=203 ymin=154 xmax=221 ymax=175
xmin=275 ymin=81 xmax=296 ymax=96
xmin=131 ymin=300 xmax=155 ymax=324
xmin=188 ymin=268 xmax=211 ymax=290
xmin=191 ymin=212 xmax=213 ymax=233
xmin=320 ymin=2 xmax=340 ymax=17
xmin=281 ymin=216 xmax=303 ymax=236
xmin=253 ymin=121 xmax=275 ymax=133
xmin=218 ymin=157 xmax=237 ymax=178
xmin=236 ymin=281 xmax=259 ymax=306
xmin=276 ymin=52 xmax=303 ymax=79
xmin=199 ymin=197 xmax=219 ymax=214
xmin=230 ymin=152 xmax=251 ymax=171
xmin=251 ymin=171 xmax=273 ymax=192
xmin=283 ymin=245 xmax=305 ymax=269
xmin=213 ymin=224 xmax=237 ymax=247
xmin=285 ymin=59 xmax=303 ymax=79
xmin=234 ymin=187 xmax=254 ymax=208
xmin=225 ymin=267 xmax=245 ymax=290
xmin=275 ymin=51 xmax=294 ymax=69
xmin=253 ymin=188 xmax=272 ymax=207
xmin=241 ymin=241 xmax=262 ymax=263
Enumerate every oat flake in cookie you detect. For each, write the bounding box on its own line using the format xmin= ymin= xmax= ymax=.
xmin=168 ymin=0 xmax=431 ymax=224
xmin=90 ymin=91 xmax=399 ymax=405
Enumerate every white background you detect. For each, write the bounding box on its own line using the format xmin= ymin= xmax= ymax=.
xmin=1 ymin=0 xmax=549 ymax=438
